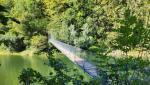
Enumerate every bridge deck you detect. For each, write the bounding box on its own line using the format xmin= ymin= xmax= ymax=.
xmin=49 ymin=39 xmax=98 ymax=77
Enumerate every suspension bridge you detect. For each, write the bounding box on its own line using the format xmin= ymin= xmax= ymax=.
xmin=48 ymin=38 xmax=99 ymax=78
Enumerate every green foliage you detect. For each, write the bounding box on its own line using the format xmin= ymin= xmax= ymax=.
xmin=0 ymin=5 xmax=9 ymax=25
xmin=70 ymin=23 xmax=95 ymax=49
xmin=94 ymin=54 xmax=150 ymax=85
xmin=18 ymin=52 xmax=92 ymax=85
xmin=0 ymin=4 xmax=24 ymax=51
xmin=0 ymin=32 xmax=26 ymax=51
xmin=1 ymin=0 xmax=149 ymax=52
xmin=0 ymin=0 xmax=150 ymax=84
xmin=30 ymin=35 xmax=48 ymax=52
xmin=0 ymin=0 xmax=48 ymax=52
xmin=18 ymin=52 xmax=150 ymax=85
xmin=112 ymin=9 xmax=149 ymax=53
xmin=44 ymin=0 xmax=109 ymax=48
xmin=19 ymin=68 xmax=43 ymax=85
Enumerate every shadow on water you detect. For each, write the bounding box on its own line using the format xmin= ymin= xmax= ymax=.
xmin=0 ymin=55 xmax=50 ymax=85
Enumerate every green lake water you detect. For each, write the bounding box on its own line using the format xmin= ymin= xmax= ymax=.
xmin=0 ymin=55 xmax=50 ymax=85
xmin=0 ymin=53 xmax=90 ymax=85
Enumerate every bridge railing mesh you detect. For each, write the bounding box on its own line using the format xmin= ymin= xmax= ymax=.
xmin=49 ymin=38 xmax=99 ymax=77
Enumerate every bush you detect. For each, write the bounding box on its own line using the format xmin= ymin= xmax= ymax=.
xmin=30 ymin=35 xmax=48 ymax=52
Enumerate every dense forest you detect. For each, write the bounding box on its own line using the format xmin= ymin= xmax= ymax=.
xmin=0 ymin=0 xmax=150 ymax=85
